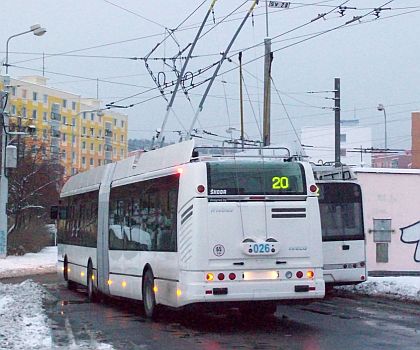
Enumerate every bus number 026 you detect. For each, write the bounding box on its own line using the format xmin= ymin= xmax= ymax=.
xmin=272 ymin=176 xmax=289 ymax=190
xmin=253 ymin=243 xmax=270 ymax=254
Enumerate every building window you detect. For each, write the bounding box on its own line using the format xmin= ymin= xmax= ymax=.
xmin=11 ymin=105 xmax=16 ymax=115
xmin=98 ymin=160 xmax=102 ymax=166
xmin=72 ymin=135 xmax=76 ymax=144
xmin=91 ymin=113 xmax=94 ymax=121
xmin=99 ymin=129 xmax=102 ymax=137
xmin=82 ymin=127 xmax=86 ymax=135
xmin=120 ymin=149 xmax=124 ymax=158
xmin=43 ymin=129 xmax=47 ymax=139
xmin=62 ymin=116 xmax=67 ymax=125
xmin=376 ymin=243 xmax=389 ymax=263
xmin=82 ymin=157 xmax=86 ymax=166
xmin=62 ymin=99 xmax=67 ymax=108
xmin=11 ymin=87 xmax=16 ymax=96
xmin=121 ymin=120 xmax=125 ymax=128
xmin=32 ymin=110 xmax=37 ymax=120
xmin=90 ymin=143 xmax=94 ymax=151
xmin=43 ymin=112 xmax=47 ymax=121
xmin=90 ymin=158 xmax=94 ymax=166
xmin=114 ymin=119 xmax=117 ymax=126
xmin=72 ymin=118 xmax=76 ymax=126
xmin=120 ymin=135 xmax=124 ymax=143
xmin=340 ymin=148 xmax=347 ymax=157
xmin=43 ymin=94 xmax=48 ymax=104
xmin=90 ymin=128 xmax=94 ymax=136
xmin=72 ymin=152 xmax=76 ymax=162
xmin=72 ymin=101 xmax=76 ymax=110
xmin=62 ymin=133 xmax=67 ymax=142
xmin=62 ymin=150 xmax=66 ymax=160
xmin=82 ymin=141 xmax=86 ymax=150
xmin=83 ymin=112 xmax=87 ymax=120
xmin=33 ymin=92 xmax=38 ymax=101
xmin=22 ymin=107 xmax=27 ymax=118
xmin=22 ymin=89 xmax=27 ymax=99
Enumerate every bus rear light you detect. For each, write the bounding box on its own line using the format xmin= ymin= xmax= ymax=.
xmin=309 ymin=184 xmax=318 ymax=193
xmin=229 ymin=273 xmax=236 ymax=280
xmin=218 ymin=273 xmax=225 ymax=281
xmin=206 ymin=273 xmax=214 ymax=281
xmin=249 ymin=196 xmax=265 ymax=200
xmin=309 ymin=286 xmax=316 ymax=291
xmin=285 ymin=271 xmax=293 ymax=279
xmin=107 ymin=279 xmax=113 ymax=285
xmin=177 ymin=168 xmax=183 ymax=175
xmin=81 ymin=271 xmax=85 ymax=277
xmin=353 ymin=264 xmax=357 ymax=268
xmin=343 ymin=264 xmax=347 ymax=269
xmin=361 ymin=275 xmax=365 ymax=281
xmin=176 ymin=289 xmax=182 ymax=297
xmin=306 ymin=270 xmax=314 ymax=279
xmin=296 ymin=271 xmax=303 ymax=279
xmin=121 ymin=281 xmax=127 ymax=288
xmin=153 ymin=286 xmax=158 ymax=293
xmin=360 ymin=261 xmax=365 ymax=267
xmin=205 ymin=290 xmax=213 ymax=295
xmin=197 ymin=185 xmax=205 ymax=193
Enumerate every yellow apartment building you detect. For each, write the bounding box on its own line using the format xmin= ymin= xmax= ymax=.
xmin=0 ymin=75 xmax=128 ymax=178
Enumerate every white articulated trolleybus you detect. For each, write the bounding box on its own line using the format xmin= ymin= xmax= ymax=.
xmin=312 ymin=164 xmax=367 ymax=286
xmin=55 ymin=141 xmax=325 ymax=318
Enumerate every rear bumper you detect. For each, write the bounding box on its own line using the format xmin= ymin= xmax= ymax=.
xmin=158 ymin=270 xmax=325 ymax=308
xmin=323 ymin=267 xmax=367 ymax=285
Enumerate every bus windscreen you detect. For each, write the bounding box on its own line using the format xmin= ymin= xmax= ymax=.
xmin=207 ymin=161 xmax=306 ymax=196
xmin=318 ymin=183 xmax=364 ymax=241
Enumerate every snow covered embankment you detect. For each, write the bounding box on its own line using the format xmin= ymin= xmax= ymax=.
xmin=0 ymin=280 xmax=52 ymax=349
xmin=338 ymin=276 xmax=420 ymax=303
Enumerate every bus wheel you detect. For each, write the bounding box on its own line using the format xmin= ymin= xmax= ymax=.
xmin=64 ymin=257 xmax=76 ymax=290
xmin=87 ymin=261 xmax=97 ymax=302
xmin=142 ymin=269 xmax=159 ymax=319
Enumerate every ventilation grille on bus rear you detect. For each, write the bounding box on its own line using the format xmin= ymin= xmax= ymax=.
xmin=271 ymin=208 xmax=306 ymax=218
xmin=181 ymin=204 xmax=193 ymax=225
xmin=179 ymin=205 xmax=193 ymax=263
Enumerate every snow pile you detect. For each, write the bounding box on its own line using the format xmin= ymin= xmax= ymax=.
xmin=0 ymin=246 xmax=57 ymax=278
xmin=338 ymin=276 xmax=420 ymax=302
xmin=0 ymin=280 xmax=51 ymax=349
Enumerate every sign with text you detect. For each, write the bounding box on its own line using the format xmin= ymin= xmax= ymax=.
xmin=268 ymin=1 xmax=291 ymax=8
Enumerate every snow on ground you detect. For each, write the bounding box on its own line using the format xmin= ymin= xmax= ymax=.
xmin=338 ymin=276 xmax=420 ymax=302
xmin=0 ymin=247 xmax=114 ymax=349
xmin=0 ymin=246 xmax=57 ymax=278
xmin=0 ymin=280 xmax=52 ymax=349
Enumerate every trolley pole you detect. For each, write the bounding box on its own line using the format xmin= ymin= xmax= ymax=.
xmin=239 ymin=52 xmax=245 ymax=150
xmin=334 ymin=78 xmax=341 ymax=167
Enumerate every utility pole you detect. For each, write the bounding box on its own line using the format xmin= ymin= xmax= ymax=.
xmin=239 ymin=52 xmax=244 ymax=150
xmin=334 ymin=78 xmax=341 ymax=167
xmin=0 ymin=76 xmax=10 ymax=258
xmin=262 ymin=1 xmax=272 ymax=146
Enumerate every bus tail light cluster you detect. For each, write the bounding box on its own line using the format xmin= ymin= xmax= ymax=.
xmin=206 ymin=272 xmax=236 ymax=281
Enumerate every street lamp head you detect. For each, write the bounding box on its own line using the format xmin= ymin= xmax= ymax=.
xmin=377 ymin=103 xmax=385 ymax=111
xmin=33 ymin=27 xmax=47 ymax=36
xmin=30 ymin=24 xmax=41 ymax=31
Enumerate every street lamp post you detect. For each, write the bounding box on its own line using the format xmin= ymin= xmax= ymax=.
xmin=0 ymin=25 xmax=46 ymax=258
xmin=377 ymin=103 xmax=387 ymax=150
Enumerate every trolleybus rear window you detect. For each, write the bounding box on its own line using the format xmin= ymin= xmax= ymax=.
xmin=207 ymin=161 xmax=306 ymax=195
xmin=318 ymin=183 xmax=364 ymax=241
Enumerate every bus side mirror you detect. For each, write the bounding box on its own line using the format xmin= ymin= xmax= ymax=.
xmin=50 ymin=206 xmax=59 ymax=220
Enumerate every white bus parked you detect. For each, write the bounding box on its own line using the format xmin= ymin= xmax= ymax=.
xmin=55 ymin=141 xmax=325 ymax=318
xmin=313 ymin=165 xmax=367 ymax=286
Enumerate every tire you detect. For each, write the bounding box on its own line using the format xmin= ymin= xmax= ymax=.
xmin=142 ymin=269 xmax=159 ymax=319
xmin=87 ymin=262 xmax=97 ymax=302
xmin=64 ymin=257 xmax=76 ymax=290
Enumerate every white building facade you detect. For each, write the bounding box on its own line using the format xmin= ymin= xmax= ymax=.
xmin=301 ymin=120 xmax=372 ymax=166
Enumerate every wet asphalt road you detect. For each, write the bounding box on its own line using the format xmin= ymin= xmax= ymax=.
xmin=2 ymin=273 xmax=420 ymax=350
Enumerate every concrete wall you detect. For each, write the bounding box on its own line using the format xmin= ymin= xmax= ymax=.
xmin=355 ymin=168 xmax=420 ymax=275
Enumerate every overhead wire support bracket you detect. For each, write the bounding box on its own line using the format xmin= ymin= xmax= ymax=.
xmin=157 ymin=0 xmax=219 ymax=146
xmin=187 ymin=0 xmax=259 ymax=139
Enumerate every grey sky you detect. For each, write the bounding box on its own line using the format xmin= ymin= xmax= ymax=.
xmin=1 ymin=0 xmax=419 ymax=152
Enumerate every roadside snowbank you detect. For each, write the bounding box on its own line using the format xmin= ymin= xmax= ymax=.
xmin=0 ymin=246 xmax=57 ymax=278
xmin=0 ymin=280 xmax=52 ymax=349
xmin=339 ymin=276 xmax=420 ymax=302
